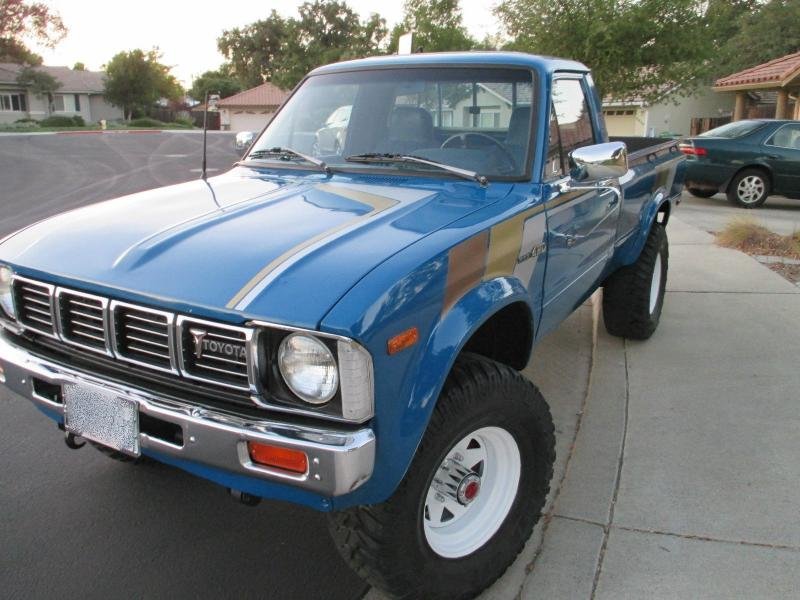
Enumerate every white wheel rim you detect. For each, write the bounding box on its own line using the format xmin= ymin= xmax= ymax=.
xmin=737 ymin=175 xmax=765 ymax=204
xmin=649 ymin=253 xmax=662 ymax=315
xmin=423 ymin=426 xmax=521 ymax=559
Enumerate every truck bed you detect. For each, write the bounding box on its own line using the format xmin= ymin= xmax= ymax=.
xmin=610 ymin=136 xmax=681 ymax=166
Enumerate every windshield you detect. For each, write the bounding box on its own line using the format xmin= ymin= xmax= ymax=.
xmin=247 ymin=67 xmax=535 ymax=179
xmin=699 ymin=120 xmax=766 ymax=139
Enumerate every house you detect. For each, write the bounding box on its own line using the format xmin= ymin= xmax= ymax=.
xmin=714 ymin=51 xmax=800 ymax=121
xmin=0 ymin=63 xmax=123 ymax=125
xmin=216 ymin=82 xmax=289 ymax=132
xmin=602 ymin=85 xmax=736 ymax=138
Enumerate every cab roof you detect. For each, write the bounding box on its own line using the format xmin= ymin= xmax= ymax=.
xmin=309 ymin=51 xmax=589 ymax=76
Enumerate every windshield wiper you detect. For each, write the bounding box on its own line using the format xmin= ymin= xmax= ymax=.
xmin=345 ymin=153 xmax=488 ymax=186
xmin=245 ymin=147 xmax=330 ymax=174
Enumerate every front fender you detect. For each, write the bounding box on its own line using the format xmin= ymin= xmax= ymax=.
xmin=328 ymin=275 xmax=531 ymax=509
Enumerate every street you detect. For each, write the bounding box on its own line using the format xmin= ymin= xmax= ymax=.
xmin=0 ymin=132 xmax=368 ymax=600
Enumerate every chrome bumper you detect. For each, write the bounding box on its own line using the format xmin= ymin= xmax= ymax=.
xmin=0 ymin=332 xmax=375 ymax=497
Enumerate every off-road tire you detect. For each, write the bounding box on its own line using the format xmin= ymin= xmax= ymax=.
xmin=687 ymin=187 xmax=716 ymax=199
xmin=327 ymin=353 xmax=555 ymax=600
xmin=726 ymin=168 xmax=770 ymax=208
xmin=603 ymin=222 xmax=668 ymax=340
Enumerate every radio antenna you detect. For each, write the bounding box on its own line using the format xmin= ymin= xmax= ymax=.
xmin=201 ymin=91 xmax=220 ymax=180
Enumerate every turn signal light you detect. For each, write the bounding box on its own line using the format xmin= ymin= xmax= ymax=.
xmin=387 ymin=326 xmax=419 ymax=355
xmin=247 ymin=442 xmax=308 ymax=474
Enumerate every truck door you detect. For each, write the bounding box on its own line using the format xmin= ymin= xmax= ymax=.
xmin=538 ymin=76 xmax=620 ymax=336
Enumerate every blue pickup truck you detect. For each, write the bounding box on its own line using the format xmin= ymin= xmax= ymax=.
xmin=0 ymin=53 xmax=684 ymax=598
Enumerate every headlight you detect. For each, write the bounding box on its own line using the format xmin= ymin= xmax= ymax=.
xmin=0 ymin=265 xmax=14 ymax=319
xmin=278 ymin=333 xmax=339 ymax=404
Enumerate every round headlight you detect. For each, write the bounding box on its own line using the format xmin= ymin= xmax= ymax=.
xmin=278 ymin=333 xmax=338 ymax=404
xmin=0 ymin=265 xmax=14 ymax=319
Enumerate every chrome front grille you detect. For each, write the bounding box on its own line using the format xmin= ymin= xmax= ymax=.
xmin=112 ymin=302 xmax=175 ymax=373
xmin=57 ymin=289 xmax=109 ymax=353
xmin=178 ymin=317 xmax=252 ymax=391
xmin=14 ymin=278 xmax=57 ymax=337
xmin=10 ymin=277 xmax=253 ymax=392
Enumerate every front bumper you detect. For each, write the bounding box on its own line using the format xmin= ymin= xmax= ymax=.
xmin=0 ymin=331 xmax=375 ymax=498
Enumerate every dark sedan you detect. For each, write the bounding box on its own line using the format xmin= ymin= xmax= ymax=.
xmin=680 ymin=119 xmax=800 ymax=208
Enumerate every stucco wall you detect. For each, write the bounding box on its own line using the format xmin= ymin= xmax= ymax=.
xmin=88 ymin=95 xmax=124 ymax=122
xmin=644 ymin=86 xmax=735 ymax=137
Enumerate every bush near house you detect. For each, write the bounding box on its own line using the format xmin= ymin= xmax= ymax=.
xmin=38 ymin=115 xmax=85 ymax=127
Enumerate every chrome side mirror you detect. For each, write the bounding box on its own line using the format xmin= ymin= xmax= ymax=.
xmin=559 ymin=141 xmax=628 ymax=200
xmin=234 ymin=131 xmax=256 ymax=154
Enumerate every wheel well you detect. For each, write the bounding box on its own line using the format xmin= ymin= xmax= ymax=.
xmin=727 ymin=165 xmax=772 ymax=192
xmin=460 ymin=301 xmax=533 ymax=371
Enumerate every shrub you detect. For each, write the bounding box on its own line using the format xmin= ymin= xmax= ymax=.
xmin=173 ymin=116 xmax=194 ymax=128
xmin=128 ymin=117 xmax=166 ymax=128
xmin=14 ymin=117 xmax=37 ymax=124
xmin=39 ymin=115 xmax=79 ymax=127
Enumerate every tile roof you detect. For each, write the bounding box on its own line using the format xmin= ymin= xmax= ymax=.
xmin=715 ymin=51 xmax=800 ymax=90
xmin=0 ymin=63 xmax=106 ymax=92
xmin=217 ymin=82 xmax=289 ymax=107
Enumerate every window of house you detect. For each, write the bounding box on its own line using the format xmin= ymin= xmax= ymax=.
xmin=0 ymin=93 xmax=27 ymax=111
xmin=53 ymin=94 xmax=77 ymax=112
xmin=74 ymin=94 xmax=80 ymax=112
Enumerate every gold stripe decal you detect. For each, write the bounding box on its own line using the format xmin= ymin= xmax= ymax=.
xmin=226 ymin=183 xmax=401 ymax=309
xmin=442 ymin=231 xmax=489 ymax=315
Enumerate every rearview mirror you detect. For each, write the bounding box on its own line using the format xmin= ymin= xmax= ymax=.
xmin=234 ymin=131 xmax=256 ymax=154
xmin=569 ymin=141 xmax=628 ymax=182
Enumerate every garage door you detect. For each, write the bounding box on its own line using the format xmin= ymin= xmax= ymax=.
xmin=229 ymin=110 xmax=274 ymax=133
xmin=603 ymin=110 xmax=640 ymax=137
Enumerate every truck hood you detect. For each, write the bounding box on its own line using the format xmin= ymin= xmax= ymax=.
xmin=1 ymin=167 xmax=504 ymax=327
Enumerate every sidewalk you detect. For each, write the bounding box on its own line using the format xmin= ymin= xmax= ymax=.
xmin=371 ymin=214 xmax=800 ymax=599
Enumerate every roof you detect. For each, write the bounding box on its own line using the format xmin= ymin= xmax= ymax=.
xmin=480 ymin=82 xmax=534 ymax=105
xmin=714 ymin=51 xmax=800 ymax=91
xmin=217 ymin=82 xmax=289 ymax=108
xmin=0 ymin=63 xmax=106 ymax=92
xmin=310 ymin=51 xmax=588 ymax=76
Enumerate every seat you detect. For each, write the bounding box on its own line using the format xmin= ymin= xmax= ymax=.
xmin=378 ymin=106 xmax=435 ymax=155
xmin=505 ymin=106 xmax=532 ymax=164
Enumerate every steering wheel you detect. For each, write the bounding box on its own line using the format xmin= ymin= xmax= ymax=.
xmin=440 ymin=132 xmax=517 ymax=173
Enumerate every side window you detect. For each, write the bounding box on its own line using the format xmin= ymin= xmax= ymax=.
xmin=769 ymin=124 xmax=800 ymax=150
xmin=551 ymin=78 xmax=595 ymax=171
xmin=545 ymin=104 xmax=564 ymax=179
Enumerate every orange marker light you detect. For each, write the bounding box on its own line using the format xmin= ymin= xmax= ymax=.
xmin=387 ymin=326 xmax=419 ymax=355
xmin=248 ymin=442 xmax=308 ymax=474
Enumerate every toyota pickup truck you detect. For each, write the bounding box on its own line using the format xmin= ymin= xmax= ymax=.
xmin=0 ymin=52 xmax=684 ymax=599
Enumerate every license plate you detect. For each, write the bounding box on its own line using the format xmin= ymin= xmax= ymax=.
xmin=64 ymin=382 xmax=140 ymax=456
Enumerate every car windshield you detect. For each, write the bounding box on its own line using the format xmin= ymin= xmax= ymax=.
xmin=699 ymin=120 xmax=765 ymax=139
xmin=246 ymin=67 xmax=535 ymax=179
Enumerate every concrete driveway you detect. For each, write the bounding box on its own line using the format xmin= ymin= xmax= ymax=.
xmin=677 ymin=191 xmax=800 ymax=235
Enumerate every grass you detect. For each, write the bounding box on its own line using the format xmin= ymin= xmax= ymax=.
xmin=0 ymin=122 xmax=195 ymax=133
xmin=716 ymin=217 xmax=800 ymax=259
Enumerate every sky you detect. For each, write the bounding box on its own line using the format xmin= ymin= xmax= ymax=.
xmin=29 ymin=1 xmax=500 ymax=86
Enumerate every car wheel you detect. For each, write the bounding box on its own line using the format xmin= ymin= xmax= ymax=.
xmin=727 ymin=169 xmax=770 ymax=208
xmin=603 ymin=222 xmax=668 ymax=340
xmin=327 ymin=353 xmax=555 ymax=600
xmin=687 ymin=187 xmax=716 ymax=198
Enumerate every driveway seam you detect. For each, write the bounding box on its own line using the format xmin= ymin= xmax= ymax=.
xmin=666 ymin=290 xmax=799 ymax=295
xmin=552 ymin=515 xmax=800 ymax=554
xmin=516 ymin=303 xmax=600 ymax=596
xmin=589 ymin=338 xmax=631 ymax=600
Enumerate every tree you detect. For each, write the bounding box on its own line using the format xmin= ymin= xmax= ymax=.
xmin=0 ymin=0 xmax=66 ymax=64
xmin=388 ymin=0 xmax=477 ymax=53
xmin=15 ymin=65 xmax=60 ymax=114
xmin=72 ymin=61 xmax=86 ymax=71
xmin=103 ymin=49 xmax=183 ymax=120
xmin=495 ymin=0 xmax=713 ymax=104
xmin=188 ymin=68 xmax=242 ymax=101
xmin=218 ymin=1 xmax=387 ymax=90
xmin=714 ymin=0 xmax=800 ymax=76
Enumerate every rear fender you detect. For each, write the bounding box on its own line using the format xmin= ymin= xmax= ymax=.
xmin=614 ymin=188 xmax=670 ymax=267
